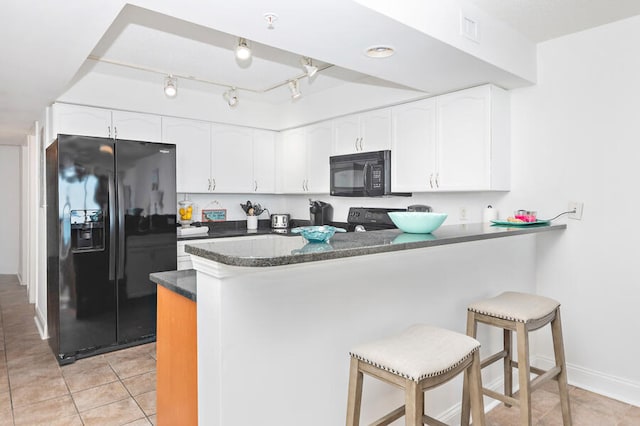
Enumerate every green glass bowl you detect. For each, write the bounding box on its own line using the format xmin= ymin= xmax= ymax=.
xmin=388 ymin=212 xmax=448 ymax=234
xmin=291 ymin=226 xmax=346 ymax=243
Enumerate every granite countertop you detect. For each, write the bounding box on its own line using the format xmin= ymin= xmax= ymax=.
xmin=150 ymin=269 xmax=197 ymax=301
xmin=177 ymin=218 xmax=322 ymax=241
xmin=185 ymin=222 xmax=567 ymax=268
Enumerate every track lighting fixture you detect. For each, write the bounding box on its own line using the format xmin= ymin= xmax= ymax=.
xmin=235 ymin=37 xmax=252 ymax=61
xmin=223 ymin=87 xmax=239 ymax=107
xmin=164 ymin=75 xmax=177 ymax=98
xmin=300 ymin=57 xmax=318 ymax=78
xmin=288 ymin=79 xmax=301 ymax=100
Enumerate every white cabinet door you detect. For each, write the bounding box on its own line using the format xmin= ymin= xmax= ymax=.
xmin=112 ymin=110 xmax=162 ymax=142
xmin=211 ymin=124 xmax=254 ymax=193
xmin=52 ymin=103 xmax=111 ymax=138
xmin=252 ymin=130 xmax=276 ymax=193
xmin=437 ymin=85 xmax=491 ymax=190
xmin=162 ymin=117 xmax=211 ymax=193
xmin=359 ymin=108 xmax=392 ymax=153
xmin=333 ymin=110 xmax=391 ymax=155
xmin=305 ymin=123 xmax=332 ymax=193
xmin=391 ymin=98 xmax=437 ymax=192
xmin=277 ymin=128 xmax=307 ymax=193
xmin=332 ymin=115 xmax=360 ymax=155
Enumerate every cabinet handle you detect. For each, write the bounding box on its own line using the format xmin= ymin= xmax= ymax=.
xmin=435 ymin=173 xmax=440 ymax=188
xmin=429 ymin=173 xmax=434 ymax=189
xmin=359 ymin=137 xmax=364 ymax=151
xmin=354 ymin=138 xmax=359 ymax=151
xmin=114 ymin=126 xmax=118 ymax=140
xmin=207 ymin=178 xmax=211 ymax=191
xmin=108 ymin=126 xmax=111 ymax=139
xmin=211 ymin=178 xmax=216 ymax=191
xmin=254 ymin=180 xmax=258 ymax=192
xmin=302 ymin=180 xmax=306 ymax=191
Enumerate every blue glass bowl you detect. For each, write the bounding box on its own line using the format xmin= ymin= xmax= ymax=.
xmin=291 ymin=226 xmax=346 ymax=243
xmin=388 ymin=212 xmax=448 ymax=234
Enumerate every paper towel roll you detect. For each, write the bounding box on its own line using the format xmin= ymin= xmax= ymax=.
xmin=483 ymin=205 xmax=498 ymax=222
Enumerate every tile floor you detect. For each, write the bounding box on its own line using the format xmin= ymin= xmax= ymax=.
xmin=1 ymin=273 xmax=639 ymax=425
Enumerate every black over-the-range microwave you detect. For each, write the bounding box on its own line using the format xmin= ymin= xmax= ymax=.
xmin=329 ymin=150 xmax=411 ymax=197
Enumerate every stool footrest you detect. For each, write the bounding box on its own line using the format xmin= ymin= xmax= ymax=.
xmin=371 ymin=405 xmax=405 ymax=426
xmin=480 ymin=350 xmax=508 ymax=369
xmin=511 ymin=360 xmax=555 ymax=378
xmin=530 ymin=366 xmax=561 ymax=392
xmin=483 ymin=387 xmax=520 ymax=407
xmin=423 ymin=413 xmax=449 ymax=426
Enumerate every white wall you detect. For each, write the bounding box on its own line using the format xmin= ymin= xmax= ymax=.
xmin=0 ymin=146 xmax=21 ymax=274
xmin=503 ymin=15 xmax=640 ymax=405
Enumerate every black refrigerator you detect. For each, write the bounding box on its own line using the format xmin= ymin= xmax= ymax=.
xmin=46 ymin=134 xmax=177 ymax=364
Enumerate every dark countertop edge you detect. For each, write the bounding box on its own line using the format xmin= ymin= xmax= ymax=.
xmin=150 ymin=270 xmax=197 ymax=302
xmin=185 ymin=223 xmax=567 ymax=268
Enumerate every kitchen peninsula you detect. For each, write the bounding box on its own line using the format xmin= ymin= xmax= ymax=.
xmin=183 ymin=223 xmax=565 ymax=425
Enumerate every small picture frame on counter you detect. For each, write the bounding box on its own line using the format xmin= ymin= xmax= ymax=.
xmin=202 ymin=209 xmax=227 ymax=222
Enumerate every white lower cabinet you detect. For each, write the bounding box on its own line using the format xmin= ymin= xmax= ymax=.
xmin=392 ymin=84 xmax=510 ymax=192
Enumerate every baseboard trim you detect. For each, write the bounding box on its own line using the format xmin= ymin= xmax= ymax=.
xmin=438 ymin=376 xmax=503 ymax=424
xmin=34 ymin=310 xmax=48 ymax=340
xmin=537 ymin=356 xmax=640 ymax=406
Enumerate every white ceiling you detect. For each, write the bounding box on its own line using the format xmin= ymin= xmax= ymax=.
xmin=1 ymin=0 xmax=640 ymax=146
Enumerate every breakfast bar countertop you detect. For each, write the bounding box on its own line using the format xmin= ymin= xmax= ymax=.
xmin=150 ymin=269 xmax=197 ymax=301
xmin=185 ymin=222 xmax=567 ymax=268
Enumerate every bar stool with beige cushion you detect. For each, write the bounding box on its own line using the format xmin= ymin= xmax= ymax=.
xmin=461 ymin=291 xmax=572 ymax=426
xmin=346 ymin=324 xmax=486 ymax=426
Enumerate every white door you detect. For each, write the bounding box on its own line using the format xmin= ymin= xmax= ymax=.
xmin=391 ymin=98 xmax=437 ymax=192
xmin=305 ymin=123 xmax=332 ymax=193
xmin=437 ymin=86 xmax=491 ymax=190
xmin=359 ymin=109 xmax=392 ymax=152
xmin=252 ymin=130 xmax=276 ymax=193
xmin=332 ymin=115 xmax=360 ymax=155
xmin=277 ymin=128 xmax=307 ymax=193
xmin=211 ymin=124 xmax=254 ymax=193
xmin=112 ymin=110 xmax=162 ymax=142
xmin=162 ymin=117 xmax=211 ymax=193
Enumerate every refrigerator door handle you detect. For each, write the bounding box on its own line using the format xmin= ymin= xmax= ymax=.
xmin=108 ymin=172 xmax=117 ymax=281
xmin=117 ymin=178 xmax=125 ymax=280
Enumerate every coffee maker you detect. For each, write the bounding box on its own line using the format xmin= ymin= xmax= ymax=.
xmin=309 ymin=200 xmax=333 ymax=225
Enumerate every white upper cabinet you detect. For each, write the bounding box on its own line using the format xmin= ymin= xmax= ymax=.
xmin=436 ymin=85 xmax=509 ymax=191
xmin=277 ymin=122 xmax=331 ymax=194
xmin=252 ymin=130 xmax=276 ymax=193
xmin=305 ymin=122 xmax=332 ymax=193
xmin=111 ymin=110 xmax=162 ymax=142
xmin=162 ymin=117 xmax=211 ymax=193
xmin=391 ymin=85 xmax=509 ymax=192
xmin=52 ymin=103 xmax=111 ymax=139
xmin=391 ymin=98 xmax=437 ymax=192
xmin=52 ymin=103 xmax=161 ymax=142
xmin=211 ymin=124 xmax=254 ymax=193
xmin=332 ymin=109 xmax=392 ymax=155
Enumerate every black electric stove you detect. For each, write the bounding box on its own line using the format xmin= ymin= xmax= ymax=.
xmin=346 ymin=207 xmax=406 ymax=232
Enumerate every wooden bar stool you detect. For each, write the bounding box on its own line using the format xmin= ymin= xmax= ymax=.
xmin=461 ymin=291 xmax=572 ymax=426
xmin=346 ymin=324 xmax=486 ymax=426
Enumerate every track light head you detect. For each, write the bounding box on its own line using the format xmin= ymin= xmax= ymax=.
xmin=300 ymin=57 xmax=318 ymax=78
xmin=288 ymin=80 xmax=301 ymax=100
xmin=223 ymin=87 xmax=239 ymax=107
xmin=164 ymin=75 xmax=177 ymax=98
xmin=235 ymin=38 xmax=252 ymax=61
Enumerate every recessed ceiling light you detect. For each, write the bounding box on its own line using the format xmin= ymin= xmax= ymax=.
xmin=365 ymin=45 xmax=395 ymax=58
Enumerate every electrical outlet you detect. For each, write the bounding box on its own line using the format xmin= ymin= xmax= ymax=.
xmin=459 ymin=207 xmax=468 ymax=221
xmin=568 ymin=202 xmax=584 ymax=220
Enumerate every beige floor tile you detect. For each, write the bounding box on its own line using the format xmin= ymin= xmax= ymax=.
xmin=618 ymin=405 xmax=640 ymax=426
xmin=109 ymin=356 xmax=156 ymax=379
xmin=72 ymin=380 xmax=130 ymax=412
xmin=44 ymin=414 xmax=85 ymax=426
xmin=8 ymin=363 xmax=63 ymax=389
xmin=0 ymin=390 xmax=11 ymax=412
xmin=122 ymin=371 xmax=156 ymax=396
xmin=0 ymin=371 xmax=8 ymax=394
xmin=568 ymin=387 xmax=631 ymax=421
xmin=12 ymin=394 xmax=78 ymax=426
xmin=124 ymin=418 xmax=152 ymax=425
xmin=148 ymin=414 xmax=157 ymax=425
xmin=11 ymin=375 xmax=69 ymax=407
xmin=0 ymin=407 xmax=13 ymax=426
xmin=80 ymin=397 xmax=146 ymax=426
xmin=538 ymin=399 xmax=617 ymax=426
xmin=63 ymin=364 xmax=119 ymax=393
xmin=134 ymin=390 xmax=156 ymax=416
